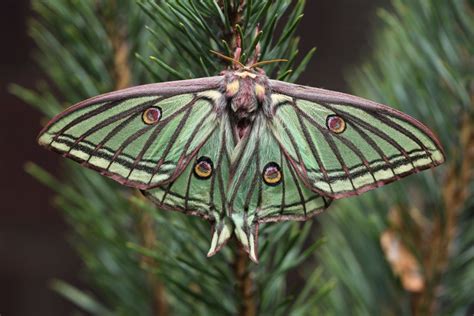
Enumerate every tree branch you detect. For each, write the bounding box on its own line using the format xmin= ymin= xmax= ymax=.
xmin=103 ymin=1 xmax=132 ymax=90
xmin=234 ymin=244 xmax=257 ymax=316
xmin=137 ymin=203 xmax=169 ymax=316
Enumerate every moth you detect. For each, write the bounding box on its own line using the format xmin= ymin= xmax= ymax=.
xmin=38 ymin=56 xmax=445 ymax=262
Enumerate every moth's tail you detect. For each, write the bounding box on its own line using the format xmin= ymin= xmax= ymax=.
xmin=207 ymin=217 xmax=233 ymax=258
xmin=206 ymin=215 xmax=260 ymax=263
xmin=231 ymin=214 xmax=259 ymax=263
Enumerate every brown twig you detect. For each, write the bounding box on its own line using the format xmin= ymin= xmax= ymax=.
xmin=102 ymin=1 xmax=132 ymax=90
xmin=218 ymin=0 xmax=246 ymax=59
xmin=234 ymin=244 xmax=257 ymax=316
xmin=137 ymin=200 xmax=169 ymax=316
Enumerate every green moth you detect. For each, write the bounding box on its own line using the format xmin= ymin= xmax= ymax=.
xmin=38 ymin=58 xmax=445 ymax=262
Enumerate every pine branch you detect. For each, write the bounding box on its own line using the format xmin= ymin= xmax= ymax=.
xmin=135 ymin=196 xmax=169 ymax=316
xmin=102 ymin=0 xmax=132 ymax=90
xmin=234 ymin=244 xmax=257 ymax=316
xmin=218 ymin=0 xmax=245 ymax=52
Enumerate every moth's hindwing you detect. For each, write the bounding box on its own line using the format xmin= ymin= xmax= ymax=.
xmin=37 ymin=78 xmax=223 ymax=189
xmin=269 ymin=80 xmax=445 ymax=199
xmin=144 ymin=113 xmax=236 ymax=257
xmin=227 ymin=114 xmax=332 ymax=262
xmin=143 ymin=113 xmax=235 ymax=221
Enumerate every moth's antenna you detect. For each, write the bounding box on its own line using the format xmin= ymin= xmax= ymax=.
xmin=250 ymin=59 xmax=288 ymax=69
xmin=210 ymin=50 xmax=245 ymax=68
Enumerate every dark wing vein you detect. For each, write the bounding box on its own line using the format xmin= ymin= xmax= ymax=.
xmin=256 ymin=138 xmax=263 ymax=211
xmin=86 ymin=111 xmax=142 ymax=162
xmin=279 ymin=150 xmax=286 ymax=215
xmin=289 ymin=102 xmax=333 ymax=192
xmin=68 ymin=97 xmax=163 ymax=154
xmin=295 ymin=105 xmax=357 ymax=191
xmin=286 ymin=152 xmax=307 ymax=217
xmin=209 ymin=127 xmax=226 ymax=213
xmin=370 ymin=110 xmax=434 ymax=164
xmin=295 ymin=104 xmax=377 ymax=183
xmin=326 ymin=104 xmax=416 ymax=170
xmin=218 ymin=139 xmax=228 ymax=217
xmin=346 ymin=121 xmax=398 ymax=178
xmin=103 ymin=99 xmax=194 ymax=171
xmin=228 ymin=123 xmax=257 ymax=205
xmin=161 ymin=181 xmax=175 ymax=205
xmin=184 ymin=163 xmax=194 ymax=211
xmin=105 ymin=124 xmax=156 ymax=170
xmin=133 ymin=105 xmax=194 ymax=180
xmin=50 ymin=99 xmax=124 ymax=145
xmin=167 ymin=108 xmax=214 ymax=181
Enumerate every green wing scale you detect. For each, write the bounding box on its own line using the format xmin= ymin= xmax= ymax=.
xmin=38 ymin=71 xmax=445 ymax=263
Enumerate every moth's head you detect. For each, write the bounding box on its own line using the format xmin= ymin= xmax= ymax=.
xmin=223 ymin=69 xmax=269 ymax=103
xmin=234 ymin=68 xmax=259 ymax=78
